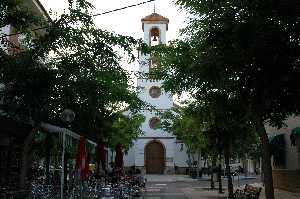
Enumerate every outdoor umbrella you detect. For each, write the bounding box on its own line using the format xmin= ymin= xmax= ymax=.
xmin=75 ymin=136 xmax=88 ymax=181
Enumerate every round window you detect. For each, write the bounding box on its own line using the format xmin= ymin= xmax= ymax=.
xmin=149 ymin=86 xmax=161 ymax=98
xmin=149 ymin=117 xmax=161 ymax=129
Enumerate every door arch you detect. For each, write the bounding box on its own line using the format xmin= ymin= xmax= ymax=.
xmin=145 ymin=140 xmax=165 ymax=174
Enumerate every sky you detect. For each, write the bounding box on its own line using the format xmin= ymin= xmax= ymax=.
xmin=40 ymin=0 xmax=188 ymax=40
xmin=40 ymin=0 xmax=190 ymax=101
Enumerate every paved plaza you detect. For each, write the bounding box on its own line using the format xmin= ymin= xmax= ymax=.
xmin=140 ymin=175 xmax=300 ymax=199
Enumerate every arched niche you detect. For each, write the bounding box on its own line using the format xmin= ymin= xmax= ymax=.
xmin=149 ymin=27 xmax=161 ymax=46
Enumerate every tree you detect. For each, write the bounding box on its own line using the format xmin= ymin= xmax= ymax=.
xmin=162 ymin=95 xmax=260 ymax=197
xmin=153 ymin=1 xmax=300 ymax=199
xmin=162 ymin=105 xmax=207 ymax=177
xmin=106 ymin=113 xmax=145 ymax=152
xmin=0 ymin=0 xmax=144 ymax=188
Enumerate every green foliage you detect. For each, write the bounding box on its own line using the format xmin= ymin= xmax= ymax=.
xmin=163 ymin=95 xmax=261 ymax=159
xmin=0 ymin=0 xmax=42 ymax=31
xmin=151 ymin=1 xmax=300 ymax=197
xmin=106 ymin=113 xmax=145 ymax=152
xmin=162 ymin=105 xmax=207 ymax=154
xmin=0 ymin=0 xmax=145 ymax=142
xmin=156 ymin=0 xmax=300 ymax=128
xmin=151 ymin=0 xmax=300 ymax=159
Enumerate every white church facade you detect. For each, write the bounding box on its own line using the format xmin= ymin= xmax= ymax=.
xmin=124 ymin=12 xmax=190 ymax=174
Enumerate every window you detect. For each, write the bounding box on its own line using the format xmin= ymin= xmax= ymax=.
xmin=149 ymin=86 xmax=161 ymax=98
xmin=149 ymin=117 xmax=161 ymax=129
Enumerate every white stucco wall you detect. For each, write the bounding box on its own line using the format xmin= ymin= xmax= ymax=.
xmin=137 ymin=79 xmax=173 ymax=109
xmin=123 ymin=16 xmax=191 ymax=170
xmin=143 ymin=23 xmax=167 ymax=45
xmin=0 ymin=25 xmax=10 ymax=37
xmin=124 ymin=143 xmax=135 ymax=167
xmin=174 ymin=142 xmax=189 ymax=167
xmin=0 ymin=25 xmax=11 ymax=51
xmin=127 ymin=138 xmax=176 ymax=167
xmin=139 ymin=110 xmax=174 ymax=138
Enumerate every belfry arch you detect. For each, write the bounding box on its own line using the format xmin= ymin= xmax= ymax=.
xmin=149 ymin=27 xmax=161 ymax=46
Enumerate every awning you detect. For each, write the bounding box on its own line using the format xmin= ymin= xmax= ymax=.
xmin=268 ymin=133 xmax=285 ymax=144
xmin=290 ymin=127 xmax=300 ymax=146
xmin=268 ymin=133 xmax=286 ymax=167
xmin=291 ymin=127 xmax=300 ymax=135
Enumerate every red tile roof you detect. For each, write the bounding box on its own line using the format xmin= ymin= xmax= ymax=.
xmin=141 ymin=13 xmax=169 ymax=23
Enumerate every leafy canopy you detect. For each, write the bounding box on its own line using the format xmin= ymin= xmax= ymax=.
xmin=0 ymin=0 xmax=145 ymax=141
xmin=155 ymin=0 xmax=300 ymax=127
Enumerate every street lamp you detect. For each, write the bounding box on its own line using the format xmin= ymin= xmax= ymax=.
xmin=60 ymin=108 xmax=75 ymax=199
xmin=0 ymin=83 xmax=5 ymax=105
xmin=61 ymin=109 xmax=75 ymax=128
xmin=0 ymin=83 xmax=6 ymax=115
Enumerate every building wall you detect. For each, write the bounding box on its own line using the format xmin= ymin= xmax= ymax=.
xmin=272 ymin=169 xmax=300 ymax=192
xmin=123 ymin=18 xmax=190 ymax=173
xmin=137 ymin=79 xmax=173 ymax=109
xmin=142 ymin=24 xmax=167 ymax=52
xmin=174 ymin=142 xmax=189 ymax=167
xmin=265 ymin=116 xmax=300 ymax=192
xmin=138 ymin=110 xmax=174 ymax=138
xmin=124 ymin=144 xmax=135 ymax=167
xmin=131 ymin=138 xmax=175 ymax=166
xmin=265 ymin=116 xmax=300 ymax=170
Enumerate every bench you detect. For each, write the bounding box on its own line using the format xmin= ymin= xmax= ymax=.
xmin=234 ymin=184 xmax=262 ymax=199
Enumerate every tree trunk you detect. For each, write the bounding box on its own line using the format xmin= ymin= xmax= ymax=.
xmin=64 ymin=152 xmax=69 ymax=186
xmin=210 ymin=157 xmax=216 ymax=189
xmin=19 ymin=128 xmax=36 ymax=189
xmin=187 ymin=150 xmax=192 ymax=176
xmin=218 ymin=155 xmax=223 ymax=193
xmin=224 ymin=144 xmax=234 ymax=199
xmin=253 ymin=115 xmax=275 ymax=199
xmin=5 ymin=137 xmax=13 ymax=185
xmin=243 ymin=157 xmax=248 ymax=177
xmin=45 ymin=132 xmax=51 ymax=184
xmin=196 ymin=150 xmax=201 ymax=178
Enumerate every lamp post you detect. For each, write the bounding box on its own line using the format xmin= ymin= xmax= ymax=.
xmin=0 ymin=83 xmax=6 ymax=113
xmin=60 ymin=109 xmax=75 ymax=199
xmin=216 ymin=129 xmax=224 ymax=194
xmin=61 ymin=109 xmax=76 ymax=128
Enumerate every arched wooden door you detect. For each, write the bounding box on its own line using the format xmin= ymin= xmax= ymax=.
xmin=145 ymin=141 xmax=165 ymax=174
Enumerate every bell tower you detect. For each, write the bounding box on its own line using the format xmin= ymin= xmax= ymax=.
xmin=124 ymin=11 xmax=190 ymax=175
xmin=124 ymin=12 xmax=188 ymax=174
xmin=142 ymin=12 xmax=169 ymax=45
xmin=139 ymin=13 xmax=169 ymax=74
xmin=129 ymin=12 xmax=175 ymax=174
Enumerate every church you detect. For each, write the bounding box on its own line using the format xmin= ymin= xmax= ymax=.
xmin=124 ymin=12 xmax=190 ymax=174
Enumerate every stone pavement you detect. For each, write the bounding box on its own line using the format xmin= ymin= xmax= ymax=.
xmin=141 ymin=175 xmax=300 ymax=199
xmin=145 ymin=175 xmax=199 ymax=183
xmin=143 ymin=175 xmax=228 ymax=199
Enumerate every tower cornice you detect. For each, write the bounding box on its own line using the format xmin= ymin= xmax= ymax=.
xmin=141 ymin=12 xmax=169 ymax=31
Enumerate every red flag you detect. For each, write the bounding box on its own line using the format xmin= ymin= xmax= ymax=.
xmin=75 ymin=136 xmax=88 ymax=180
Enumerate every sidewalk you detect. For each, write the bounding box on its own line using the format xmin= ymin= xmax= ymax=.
xmin=144 ymin=175 xmax=300 ymax=199
xmin=145 ymin=174 xmax=198 ymax=182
